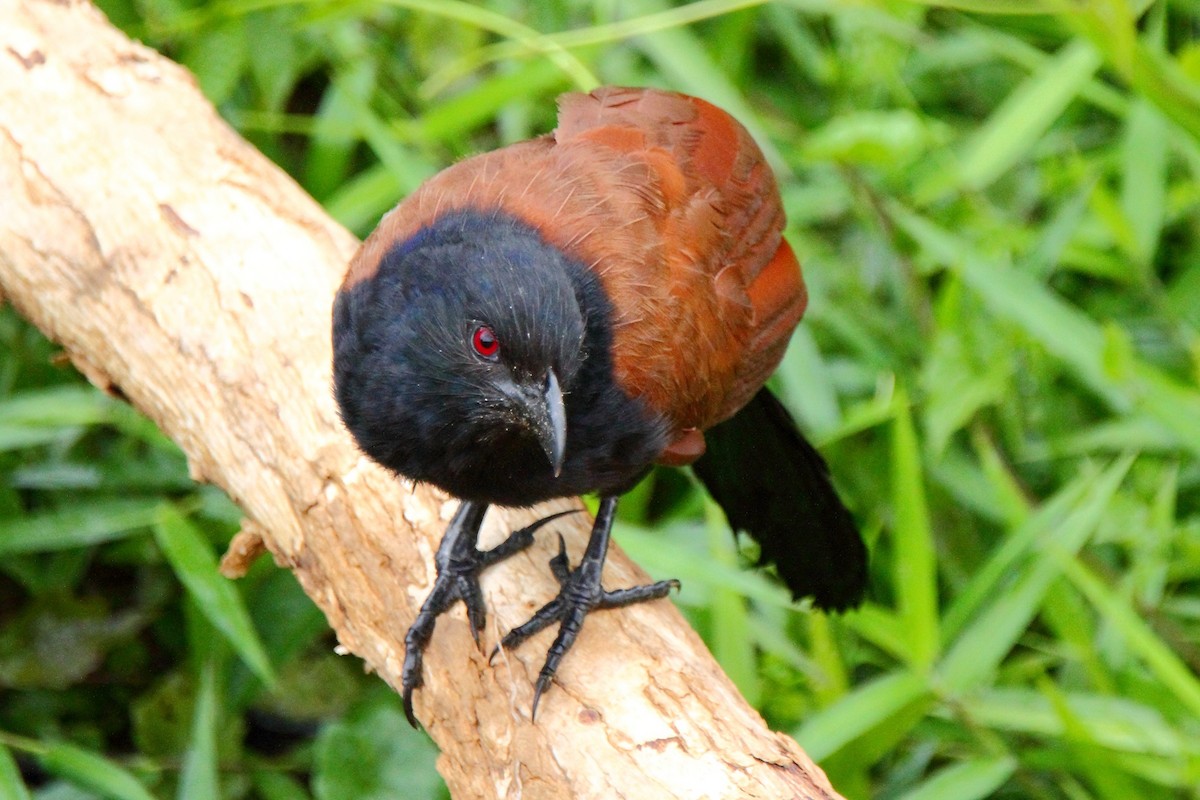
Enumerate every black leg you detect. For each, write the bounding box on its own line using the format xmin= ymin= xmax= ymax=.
xmin=491 ymin=496 xmax=680 ymax=719
xmin=401 ymin=501 xmax=576 ymax=726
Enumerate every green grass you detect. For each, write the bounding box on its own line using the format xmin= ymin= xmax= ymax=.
xmin=2 ymin=1 xmax=1199 ymax=798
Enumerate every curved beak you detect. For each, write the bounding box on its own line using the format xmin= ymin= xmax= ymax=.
xmin=538 ymin=369 xmax=567 ymax=477
xmin=510 ymin=368 xmax=566 ymax=477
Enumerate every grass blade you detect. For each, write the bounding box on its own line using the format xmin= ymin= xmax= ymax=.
xmin=941 ymin=465 xmax=1093 ymax=638
xmin=1057 ymin=555 xmax=1200 ymax=719
xmin=39 ymin=742 xmax=155 ymax=800
xmin=961 ymin=687 xmax=1197 ymax=758
xmin=955 ymin=38 xmax=1101 ymax=191
xmin=794 ymin=671 xmax=932 ymax=761
xmin=890 ymin=390 xmax=939 ymax=669
xmin=959 ymin=257 xmax=1200 ymax=453
xmin=1120 ymin=99 xmax=1168 ymax=267
xmin=378 ymin=0 xmax=596 ymax=90
xmin=843 ymin=604 xmax=911 ymax=664
xmin=1038 ymin=677 xmax=1150 ymax=800
xmin=903 ymin=0 xmax=1065 ymax=11
xmin=896 ymin=755 xmax=1017 ymax=800
xmin=0 ymin=744 xmax=32 ymax=800
xmin=153 ymin=506 xmax=275 ymax=684
xmin=0 ymin=499 xmax=163 ymax=555
xmin=177 ymin=660 xmax=219 ymax=800
xmin=937 ymin=456 xmax=1132 ymax=692
xmin=616 ymin=521 xmax=794 ymax=610
xmin=0 ymin=386 xmax=117 ymax=427
xmin=704 ymin=497 xmax=760 ymax=704
xmin=891 ymin=204 xmax=1200 ymax=459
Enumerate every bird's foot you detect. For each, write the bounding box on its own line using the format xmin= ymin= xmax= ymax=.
xmin=401 ymin=505 xmax=576 ymax=727
xmin=490 ymin=533 xmax=679 ymax=719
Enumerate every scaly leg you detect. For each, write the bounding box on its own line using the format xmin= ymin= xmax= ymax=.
xmin=402 ymin=501 xmax=575 ymax=726
xmin=490 ymin=496 xmax=680 ymax=719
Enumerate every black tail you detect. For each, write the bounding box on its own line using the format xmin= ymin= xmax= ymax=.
xmin=692 ymin=388 xmax=867 ymax=611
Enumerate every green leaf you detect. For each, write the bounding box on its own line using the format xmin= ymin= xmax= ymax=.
xmin=38 ymin=743 xmax=155 ymax=800
xmin=794 ymin=671 xmax=933 ymax=762
xmin=961 ymin=687 xmax=1198 ymax=758
xmin=0 ymin=744 xmax=32 ymax=800
xmin=322 ymin=165 xmax=412 ymax=236
xmin=954 ymin=38 xmax=1101 ymax=191
xmin=0 ymin=386 xmax=116 ymax=427
xmin=1025 ymin=174 xmax=1098 ymax=279
xmin=892 ymin=204 xmax=1200 ymax=460
xmin=409 ymin=60 xmax=570 ymax=144
xmin=921 ymin=276 xmax=1014 ymax=457
xmin=889 ymin=391 xmax=939 ymax=669
xmin=1120 ymin=99 xmax=1169 ymax=267
xmin=941 ymin=464 xmax=1092 ymax=638
xmin=938 ymin=456 xmax=1132 ymax=691
xmin=1038 ymin=677 xmax=1151 ymax=800
xmin=152 ymin=506 xmax=275 ymax=684
xmin=0 ymin=425 xmax=75 ymax=452
xmin=896 ymin=755 xmax=1017 ymax=800
xmin=803 ymin=109 xmax=930 ymax=168
xmin=0 ymin=386 xmax=169 ymax=448
xmin=177 ymin=661 xmax=219 ymax=800
xmin=1057 ymin=555 xmax=1200 ymax=719
xmin=775 ymin=329 xmax=842 ymax=436
xmin=958 ymin=260 xmax=1109 ymax=403
xmin=843 ymin=604 xmax=910 ymax=663
xmin=245 ymin=9 xmax=302 ymax=112
xmin=1069 ymin=4 xmax=1200 ymax=142
xmin=304 ymin=56 xmax=376 ymax=200
xmin=616 ymin=521 xmax=793 ymax=610
xmin=705 ymin=497 xmax=760 ymax=705
xmin=0 ymin=499 xmax=163 ymax=555
xmin=803 ymin=612 xmax=849 ymax=704
xmin=902 ymin=0 xmax=1066 ymax=11
xmin=375 ymin=0 xmax=596 ymax=91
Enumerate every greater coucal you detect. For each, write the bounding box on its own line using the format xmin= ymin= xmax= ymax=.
xmin=333 ymin=86 xmax=867 ymax=724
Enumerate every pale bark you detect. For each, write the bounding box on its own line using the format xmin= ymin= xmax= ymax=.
xmin=0 ymin=2 xmax=843 ymax=798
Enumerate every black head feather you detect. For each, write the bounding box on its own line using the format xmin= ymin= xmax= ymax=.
xmin=333 ymin=209 xmax=668 ymax=507
xmin=334 ymin=210 xmax=585 ymax=501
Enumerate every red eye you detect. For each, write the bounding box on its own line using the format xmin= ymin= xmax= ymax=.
xmin=472 ymin=325 xmax=500 ymax=360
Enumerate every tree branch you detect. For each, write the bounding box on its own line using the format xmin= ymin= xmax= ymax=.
xmin=0 ymin=2 xmax=843 ymax=797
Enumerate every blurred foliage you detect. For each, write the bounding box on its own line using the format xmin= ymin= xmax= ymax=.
xmin=3 ymin=0 xmax=1200 ymax=798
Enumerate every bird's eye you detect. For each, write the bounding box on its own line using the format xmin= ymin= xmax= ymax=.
xmin=471 ymin=325 xmax=500 ymax=360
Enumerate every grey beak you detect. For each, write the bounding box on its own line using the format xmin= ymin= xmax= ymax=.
xmin=539 ymin=369 xmax=566 ymax=477
xmin=507 ymin=369 xmax=566 ymax=477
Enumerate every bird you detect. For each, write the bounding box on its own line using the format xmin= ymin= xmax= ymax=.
xmin=332 ymin=86 xmax=868 ymax=725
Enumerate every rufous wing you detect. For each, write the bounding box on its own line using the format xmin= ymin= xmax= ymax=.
xmin=555 ymin=87 xmax=806 ymax=439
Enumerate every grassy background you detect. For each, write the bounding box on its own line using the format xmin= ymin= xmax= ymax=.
xmin=3 ymin=0 xmax=1200 ymax=798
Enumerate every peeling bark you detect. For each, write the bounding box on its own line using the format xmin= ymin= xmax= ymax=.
xmin=0 ymin=2 xmax=844 ymax=798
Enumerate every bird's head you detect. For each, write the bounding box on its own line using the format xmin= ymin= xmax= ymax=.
xmin=333 ymin=209 xmax=586 ymax=503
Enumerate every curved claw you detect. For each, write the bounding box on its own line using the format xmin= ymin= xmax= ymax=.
xmin=403 ymin=686 xmax=419 ymax=728
xmin=402 ymin=504 xmax=579 ymax=726
xmin=531 ymin=671 xmax=554 ymax=721
xmin=548 ymin=533 xmax=571 ymax=582
xmin=491 ymin=497 xmax=682 ymax=719
xmin=481 ymin=509 xmax=581 ymax=566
